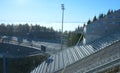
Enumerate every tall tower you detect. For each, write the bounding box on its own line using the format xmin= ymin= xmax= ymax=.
xmin=61 ymin=4 xmax=65 ymax=50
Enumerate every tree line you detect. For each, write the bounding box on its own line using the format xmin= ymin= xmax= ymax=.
xmin=75 ymin=9 xmax=116 ymax=32
xmin=65 ymin=31 xmax=83 ymax=46
xmin=0 ymin=23 xmax=61 ymax=43
xmin=0 ymin=23 xmax=84 ymax=46
xmin=87 ymin=9 xmax=115 ymax=25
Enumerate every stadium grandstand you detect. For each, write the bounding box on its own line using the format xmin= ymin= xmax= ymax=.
xmin=30 ymin=9 xmax=120 ymax=73
xmin=0 ymin=37 xmax=49 ymax=73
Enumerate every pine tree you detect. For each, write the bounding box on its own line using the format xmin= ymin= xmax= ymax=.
xmin=93 ymin=16 xmax=97 ymax=22
xmin=107 ymin=9 xmax=111 ymax=15
xmin=87 ymin=19 xmax=91 ymax=24
xmin=99 ymin=13 xmax=104 ymax=19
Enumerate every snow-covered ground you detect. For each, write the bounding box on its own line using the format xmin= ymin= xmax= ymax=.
xmin=0 ymin=36 xmax=67 ymax=54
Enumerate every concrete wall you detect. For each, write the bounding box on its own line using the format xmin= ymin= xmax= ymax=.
xmin=85 ymin=9 xmax=120 ymax=43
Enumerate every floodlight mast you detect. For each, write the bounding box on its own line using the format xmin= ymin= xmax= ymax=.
xmin=61 ymin=4 xmax=65 ymax=50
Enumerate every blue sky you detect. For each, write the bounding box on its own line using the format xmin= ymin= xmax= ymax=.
xmin=0 ymin=0 xmax=120 ymax=31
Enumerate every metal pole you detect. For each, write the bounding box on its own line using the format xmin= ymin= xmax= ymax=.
xmin=83 ymin=24 xmax=86 ymax=45
xmin=3 ymin=55 xmax=7 ymax=73
xmin=61 ymin=4 xmax=65 ymax=50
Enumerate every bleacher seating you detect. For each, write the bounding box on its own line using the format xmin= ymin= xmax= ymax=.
xmin=30 ymin=31 xmax=120 ymax=73
xmin=0 ymin=43 xmax=42 ymax=58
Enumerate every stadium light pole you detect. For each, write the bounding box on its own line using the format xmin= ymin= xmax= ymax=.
xmin=61 ymin=4 xmax=65 ymax=50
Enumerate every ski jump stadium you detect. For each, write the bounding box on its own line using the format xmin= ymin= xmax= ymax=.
xmin=30 ymin=9 xmax=120 ymax=73
xmin=0 ymin=9 xmax=120 ymax=73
